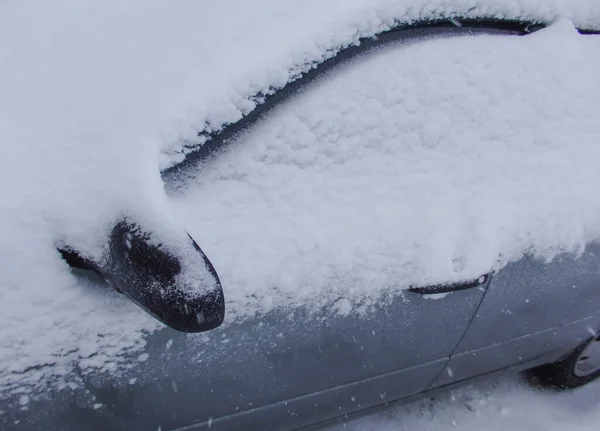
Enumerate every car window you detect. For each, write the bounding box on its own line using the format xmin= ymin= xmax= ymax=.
xmin=173 ymin=26 xmax=600 ymax=322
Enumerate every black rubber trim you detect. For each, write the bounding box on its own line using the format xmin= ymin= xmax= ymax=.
xmin=58 ymin=247 xmax=101 ymax=273
xmin=578 ymin=28 xmax=600 ymax=35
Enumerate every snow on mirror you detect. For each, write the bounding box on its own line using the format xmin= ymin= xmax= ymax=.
xmin=60 ymin=221 xmax=225 ymax=333
xmin=172 ymin=22 xmax=600 ymax=322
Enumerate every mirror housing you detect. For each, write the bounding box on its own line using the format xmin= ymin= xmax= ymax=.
xmin=60 ymin=221 xmax=225 ymax=333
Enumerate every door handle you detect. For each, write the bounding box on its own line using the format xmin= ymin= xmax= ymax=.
xmin=408 ymin=273 xmax=490 ymax=295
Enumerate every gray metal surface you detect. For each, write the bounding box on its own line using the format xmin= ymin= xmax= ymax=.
xmin=433 ymin=243 xmax=600 ymax=387
xmin=2 ymin=284 xmax=484 ymax=431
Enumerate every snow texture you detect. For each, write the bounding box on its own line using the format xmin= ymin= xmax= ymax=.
xmin=1 ymin=0 xmax=600 ymax=395
xmin=156 ymin=0 xmax=600 ymax=168
xmin=328 ymin=376 xmax=600 ymax=431
xmin=175 ymin=22 xmax=600 ymax=321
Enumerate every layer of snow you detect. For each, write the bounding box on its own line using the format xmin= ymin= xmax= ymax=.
xmin=174 ymin=22 xmax=600 ymax=321
xmin=1 ymin=0 xmax=600 ymax=396
xmin=156 ymin=0 xmax=600 ymax=168
xmin=329 ymin=376 xmax=600 ymax=431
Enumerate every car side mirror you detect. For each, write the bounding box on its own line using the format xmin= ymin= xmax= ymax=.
xmin=59 ymin=221 xmax=225 ymax=333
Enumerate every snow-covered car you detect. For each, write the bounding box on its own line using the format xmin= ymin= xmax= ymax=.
xmin=2 ymin=2 xmax=600 ymax=431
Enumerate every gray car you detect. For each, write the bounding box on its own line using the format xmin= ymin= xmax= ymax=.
xmin=3 ymin=20 xmax=600 ymax=431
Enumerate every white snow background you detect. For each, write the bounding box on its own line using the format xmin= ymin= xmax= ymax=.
xmin=1 ymin=0 xmax=600 ymax=398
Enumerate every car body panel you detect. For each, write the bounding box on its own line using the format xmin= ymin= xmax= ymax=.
xmin=181 ymin=359 xmax=448 ymax=431
xmin=433 ymin=243 xmax=600 ymax=386
xmin=458 ymin=242 xmax=600 ymax=351
xmin=433 ymin=315 xmax=600 ymax=387
xmin=4 ymin=282 xmax=484 ymax=431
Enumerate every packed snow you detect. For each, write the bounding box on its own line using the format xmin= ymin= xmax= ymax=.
xmin=158 ymin=0 xmax=600 ymax=169
xmin=328 ymin=376 xmax=600 ymax=431
xmin=174 ymin=22 xmax=600 ymax=321
xmin=1 ymin=0 xmax=600 ymax=400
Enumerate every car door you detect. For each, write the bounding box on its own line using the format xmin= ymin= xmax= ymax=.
xmin=433 ymin=242 xmax=600 ymax=387
xmin=45 ymin=283 xmax=486 ymax=431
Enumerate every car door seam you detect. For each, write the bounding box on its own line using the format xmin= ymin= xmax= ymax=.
xmin=426 ymin=273 xmax=494 ymax=388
